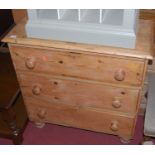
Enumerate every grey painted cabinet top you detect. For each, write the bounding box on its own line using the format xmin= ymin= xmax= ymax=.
xmin=26 ymin=9 xmax=139 ymax=48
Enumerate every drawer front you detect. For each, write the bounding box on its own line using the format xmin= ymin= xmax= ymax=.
xmin=10 ymin=45 xmax=145 ymax=86
xmin=19 ymin=72 xmax=140 ymax=114
xmin=24 ymin=97 xmax=135 ymax=138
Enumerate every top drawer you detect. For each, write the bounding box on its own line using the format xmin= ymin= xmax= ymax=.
xmin=9 ymin=45 xmax=145 ymax=86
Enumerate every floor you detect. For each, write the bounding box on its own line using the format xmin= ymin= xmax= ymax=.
xmin=0 ymin=116 xmax=154 ymax=145
xmin=0 ymin=52 xmax=154 ymax=145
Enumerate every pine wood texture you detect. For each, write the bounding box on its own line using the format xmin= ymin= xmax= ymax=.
xmin=3 ymin=19 xmax=154 ymax=141
xmin=140 ymin=10 xmax=155 ymax=73
xmin=9 ymin=45 xmax=145 ymax=87
xmin=18 ymin=72 xmax=140 ymax=114
xmin=140 ymin=10 xmax=155 ymax=31
xmin=12 ymin=10 xmax=27 ymax=24
xmin=24 ymin=97 xmax=136 ymax=139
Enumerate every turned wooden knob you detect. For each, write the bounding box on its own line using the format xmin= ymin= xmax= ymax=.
xmin=114 ymin=69 xmax=125 ymax=81
xmin=32 ymin=85 xmax=41 ymax=95
xmin=112 ymin=99 xmax=121 ymax=108
xmin=110 ymin=121 xmax=119 ymax=131
xmin=25 ymin=57 xmax=36 ymax=69
xmin=37 ymin=109 xmax=46 ymax=119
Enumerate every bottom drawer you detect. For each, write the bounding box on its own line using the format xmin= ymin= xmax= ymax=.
xmin=24 ymin=97 xmax=136 ymax=139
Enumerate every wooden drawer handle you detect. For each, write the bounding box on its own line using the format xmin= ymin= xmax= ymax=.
xmin=32 ymin=85 xmax=41 ymax=95
xmin=25 ymin=57 xmax=36 ymax=69
xmin=37 ymin=109 xmax=46 ymax=119
xmin=114 ymin=69 xmax=125 ymax=81
xmin=110 ymin=121 xmax=119 ymax=131
xmin=112 ymin=99 xmax=121 ymax=108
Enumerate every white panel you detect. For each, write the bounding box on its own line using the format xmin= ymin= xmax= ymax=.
xmin=57 ymin=9 xmax=67 ymax=20
xmin=80 ymin=9 xmax=100 ymax=23
xmin=123 ymin=10 xmax=137 ymax=28
xmin=28 ymin=9 xmax=38 ymax=20
xmin=79 ymin=9 xmax=87 ymax=22
xmin=60 ymin=9 xmax=79 ymax=21
xmin=99 ymin=9 xmax=103 ymax=23
xmin=102 ymin=9 xmax=124 ymax=25
xmin=37 ymin=9 xmax=58 ymax=20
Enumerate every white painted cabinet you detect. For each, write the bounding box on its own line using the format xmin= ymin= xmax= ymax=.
xmin=25 ymin=9 xmax=139 ymax=48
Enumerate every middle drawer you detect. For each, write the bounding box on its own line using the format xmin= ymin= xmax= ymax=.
xmin=19 ymin=72 xmax=140 ymax=114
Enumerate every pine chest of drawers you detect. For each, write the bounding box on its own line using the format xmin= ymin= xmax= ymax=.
xmin=3 ymin=19 xmax=154 ymax=143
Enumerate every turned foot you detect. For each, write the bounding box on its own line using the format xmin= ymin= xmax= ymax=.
xmin=35 ymin=122 xmax=45 ymax=128
xmin=120 ymin=137 xmax=131 ymax=144
xmin=12 ymin=134 xmax=23 ymax=145
xmin=140 ymin=136 xmax=154 ymax=145
xmin=2 ymin=109 xmax=23 ymax=144
xmin=141 ymin=140 xmax=154 ymax=145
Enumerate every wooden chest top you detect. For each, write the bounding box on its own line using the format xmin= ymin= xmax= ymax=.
xmin=3 ymin=19 xmax=154 ymax=60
